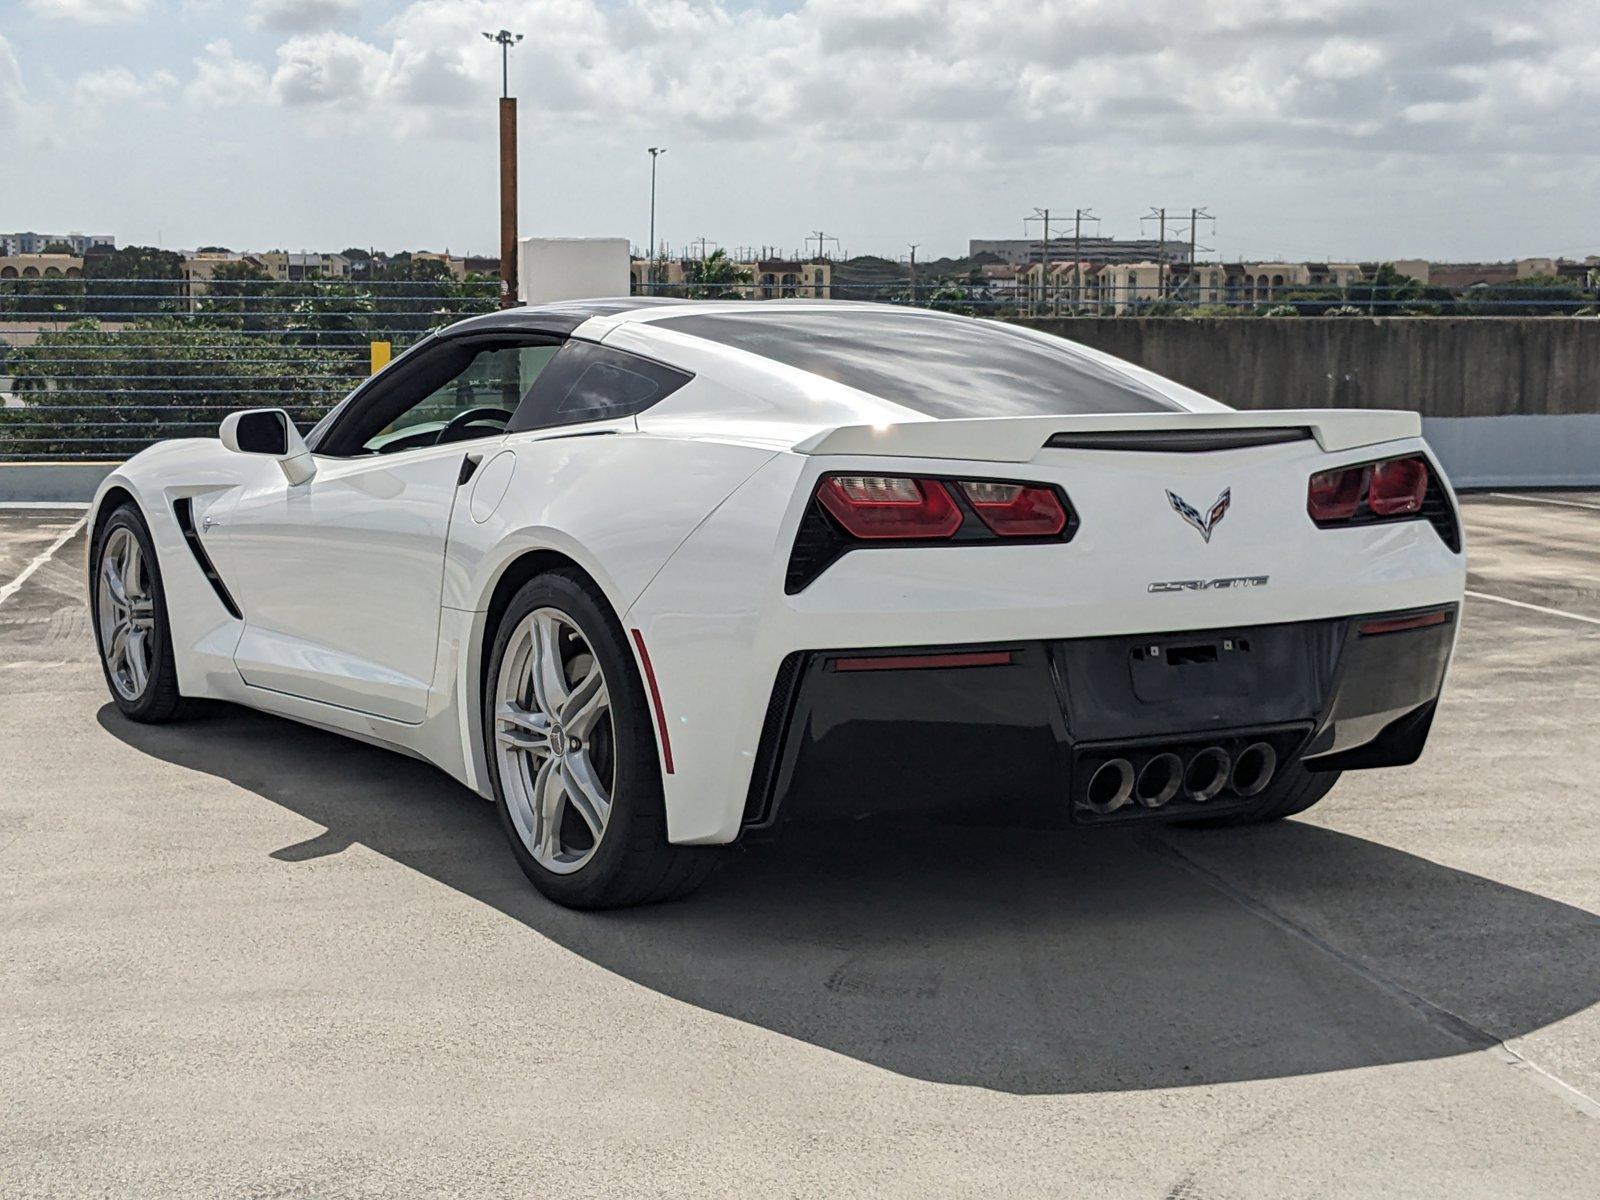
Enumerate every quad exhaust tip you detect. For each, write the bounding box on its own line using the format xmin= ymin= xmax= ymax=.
xmin=1230 ymin=741 xmax=1277 ymax=797
xmin=1135 ymin=752 xmax=1183 ymax=808
xmin=1085 ymin=758 xmax=1135 ymax=814
xmin=1183 ymin=747 xmax=1231 ymax=803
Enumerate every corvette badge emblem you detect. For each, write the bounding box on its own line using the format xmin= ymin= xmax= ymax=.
xmin=1166 ymin=487 xmax=1231 ymax=543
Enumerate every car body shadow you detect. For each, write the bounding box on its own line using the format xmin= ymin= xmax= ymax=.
xmin=100 ymin=701 xmax=1600 ymax=1097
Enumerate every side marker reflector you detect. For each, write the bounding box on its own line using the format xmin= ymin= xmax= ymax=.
xmin=630 ymin=628 xmax=675 ymax=774
xmin=1358 ymin=610 xmax=1452 ymax=637
xmin=832 ymin=650 xmax=1015 ymax=672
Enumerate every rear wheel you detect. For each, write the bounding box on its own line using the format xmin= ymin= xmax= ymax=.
xmin=91 ymin=504 xmax=185 ymax=723
xmin=1176 ymin=762 xmax=1341 ymax=829
xmin=483 ymin=570 xmax=716 ymax=909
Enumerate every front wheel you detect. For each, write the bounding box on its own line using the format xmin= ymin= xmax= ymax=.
xmin=91 ymin=504 xmax=185 ymax=723
xmin=483 ymin=570 xmax=716 ymax=909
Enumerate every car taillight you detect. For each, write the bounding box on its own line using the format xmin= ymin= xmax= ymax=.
xmin=1308 ymin=454 xmax=1433 ymax=525
xmin=1368 ymin=457 xmax=1428 ymax=516
xmin=959 ymin=481 xmax=1068 ymax=536
xmin=1307 ymin=464 xmax=1367 ymax=522
xmin=817 ymin=475 xmax=962 ymax=539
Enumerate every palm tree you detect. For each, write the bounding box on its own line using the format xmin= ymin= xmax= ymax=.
xmin=683 ymin=249 xmax=752 ymax=300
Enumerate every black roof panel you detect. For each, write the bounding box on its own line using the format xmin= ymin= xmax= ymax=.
xmin=439 ymin=297 xmax=695 ymax=338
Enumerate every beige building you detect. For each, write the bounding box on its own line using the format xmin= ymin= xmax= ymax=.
xmin=252 ymin=251 xmax=351 ymax=282
xmin=0 ymin=253 xmax=84 ymax=279
xmin=414 ymin=251 xmax=469 ymax=282
xmin=630 ymin=257 xmax=831 ymax=300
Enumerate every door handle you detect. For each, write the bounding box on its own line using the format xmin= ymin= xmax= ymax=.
xmin=457 ymin=453 xmax=483 ymax=487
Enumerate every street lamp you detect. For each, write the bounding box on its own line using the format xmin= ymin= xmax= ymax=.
xmin=647 ymin=147 xmax=666 ymax=291
xmin=482 ymin=29 xmax=522 ymax=100
xmin=482 ymin=29 xmax=523 ymax=307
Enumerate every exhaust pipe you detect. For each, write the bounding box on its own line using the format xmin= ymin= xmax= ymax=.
xmin=1183 ymin=747 xmax=1231 ymax=803
xmin=1230 ymin=742 xmax=1277 ymax=797
xmin=1084 ymin=758 xmax=1135 ymax=814
xmin=1135 ymin=752 xmax=1183 ymax=808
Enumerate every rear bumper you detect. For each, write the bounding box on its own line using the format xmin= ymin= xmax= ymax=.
xmin=742 ymin=604 xmax=1456 ymax=832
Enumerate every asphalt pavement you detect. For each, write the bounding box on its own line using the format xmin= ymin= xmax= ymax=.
xmin=2 ymin=494 xmax=1598 ymax=1198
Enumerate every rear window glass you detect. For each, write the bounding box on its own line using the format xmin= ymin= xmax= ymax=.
xmin=507 ymin=340 xmax=693 ymax=432
xmin=657 ymin=309 xmax=1183 ymax=417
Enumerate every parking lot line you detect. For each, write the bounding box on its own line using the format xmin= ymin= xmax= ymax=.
xmin=1464 ymin=588 xmax=1600 ymax=628
xmin=0 ymin=516 xmax=87 ymax=608
xmin=1486 ymin=493 xmax=1600 ymax=512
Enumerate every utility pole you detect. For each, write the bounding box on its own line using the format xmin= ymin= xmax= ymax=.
xmin=1025 ymin=208 xmax=1055 ymax=315
xmin=647 ymin=147 xmax=665 ymax=291
xmin=483 ymin=29 xmax=523 ymax=308
xmin=808 ymin=231 xmax=839 ymax=261
xmin=1069 ymin=208 xmax=1098 ymax=311
xmin=690 ymin=236 xmax=718 ymax=259
xmin=907 ymin=243 xmax=919 ymax=306
xmin=1144 ymin=207 xmax=1213 ymax=302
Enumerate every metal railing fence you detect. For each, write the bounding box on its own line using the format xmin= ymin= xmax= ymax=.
xmin=4 ymin=275 xmax=1599 ymax=462
xmin=1 ymin=278 xmax=497 ymax=461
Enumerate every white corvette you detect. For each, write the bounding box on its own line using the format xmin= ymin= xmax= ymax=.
xmin=88 ymin=300 xmax=1465 ymax=907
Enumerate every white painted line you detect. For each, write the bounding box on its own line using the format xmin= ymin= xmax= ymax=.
xmin=0 ymin=516 xmax=87 ymax=608
xmin=1465 ymin=588 xmax=1600 ymax=628
xmin=0 ymin=501 xmax=91 ymax=511
xmin=1487 ymin=492 xmax=1600 ymax=512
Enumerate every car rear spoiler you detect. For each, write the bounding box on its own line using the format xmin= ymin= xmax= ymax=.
xmin=792 ymin=409 xmax=1422 ymax=463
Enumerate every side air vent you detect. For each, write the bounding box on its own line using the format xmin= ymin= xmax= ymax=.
xmin=741 ymin=651 xmax=808 ymax=829
xmin=173 ymin=497 xmax=242 ymax=620
xmin=1046 ymin=427 xmax=1312 ymax=453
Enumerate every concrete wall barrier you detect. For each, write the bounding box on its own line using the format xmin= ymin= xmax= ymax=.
xmin=1014 ymin=316 xmax=1600 ymax=487
xmin=0 ymin=463 xmax=115 ymax=504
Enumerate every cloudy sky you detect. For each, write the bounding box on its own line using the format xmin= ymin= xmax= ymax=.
xmin=3 ymin=0 xmax=1598 ymax=261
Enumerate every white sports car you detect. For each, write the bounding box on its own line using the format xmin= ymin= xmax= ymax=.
xmin=88 ymin=300 xmax=1465 ymax=907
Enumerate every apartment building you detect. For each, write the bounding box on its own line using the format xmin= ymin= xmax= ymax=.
xmin=1 ymin=232 xmax=114 ymax=256
xmin=0 ymin=253 xmax=84 ymax=279
xmin=630 ymin=257 xmax=832 ymax=299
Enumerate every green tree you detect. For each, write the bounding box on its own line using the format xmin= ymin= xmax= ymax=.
xmin=42 ymin=241 xmax=77 ymax=255
xmin=0 ymin=320 xmax=360 ymax=461
xmin=682 ymin=249 xmax=752 ymax=300
xmin=83 ymin=245 xmax=185 ymax=320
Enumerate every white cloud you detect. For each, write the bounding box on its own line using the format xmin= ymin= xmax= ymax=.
xmin=248 ymin=0 xmax=361 ymax=34
xmin=270 ymin=32 xmax=387 ymax=105
xmin=185 ymin=40 xmax=271 ymax=108
xmin=74 ymin=65 xmax=178 ymax=108
xmin=0 ymin=35 xmax=25 ymax=131
xmin=22 ymin=0 xmax=152 ymax=23
xmin=228 ymin=0 xmax=1595 ymax=165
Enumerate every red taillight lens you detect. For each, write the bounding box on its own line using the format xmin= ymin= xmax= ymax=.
xmin=1307 ymin=465 xmax=1367 ymax=522
xmin=959 ymin=481 xmax=1068 ymax=537
xmin=817 ymin=475 xmax=962 ymax=539
xmin=1368 ymin=456 xmax=1428 ymax=516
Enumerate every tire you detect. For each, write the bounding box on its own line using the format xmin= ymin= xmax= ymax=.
xmin=1175 ymin=762 xmax=1341 ymax=829
xmin=90 ymin=503 xmax=185 ymax=723
xmin=482 ymin=569 xmax=716 ymax=909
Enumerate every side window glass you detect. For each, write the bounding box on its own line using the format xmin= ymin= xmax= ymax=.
xmin=507 ymin=341 xmax=692 ymax=433
xmin=363 ymin=342 xmax=561 ymax=454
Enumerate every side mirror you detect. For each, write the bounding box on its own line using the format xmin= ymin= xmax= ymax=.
xmin=220 ymin=408 xmax=316 ymax=486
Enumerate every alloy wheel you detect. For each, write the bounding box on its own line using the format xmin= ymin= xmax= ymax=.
xmin=493 ymin=607 xmax=616 ymax=875
xmin=97 ymin=526 xmax=156 ymax=702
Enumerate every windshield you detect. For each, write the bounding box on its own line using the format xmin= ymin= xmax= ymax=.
xmin=656 ymin=309 xmax=1186 ymax=417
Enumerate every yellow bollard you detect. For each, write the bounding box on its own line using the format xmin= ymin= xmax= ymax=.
xmin=370 ymin=340 xmax=392 ymax=374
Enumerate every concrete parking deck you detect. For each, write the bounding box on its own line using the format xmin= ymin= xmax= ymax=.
xmin=3 ymin=496 xmax=1598 ymax=1198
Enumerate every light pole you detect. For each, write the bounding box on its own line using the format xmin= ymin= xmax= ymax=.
xmin=483 ymin=29 xmax=523 ymax=307
xmin=647 ymin=147 xmax=666 ymax=291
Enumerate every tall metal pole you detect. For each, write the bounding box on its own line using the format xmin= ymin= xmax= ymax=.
xmin=484 ymin=30 xmax=523 ymax=308
xmin=907 ymin=243 xmax=918 ymax=307
xmin=648 ymin=147 xmax=665 ymax=291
